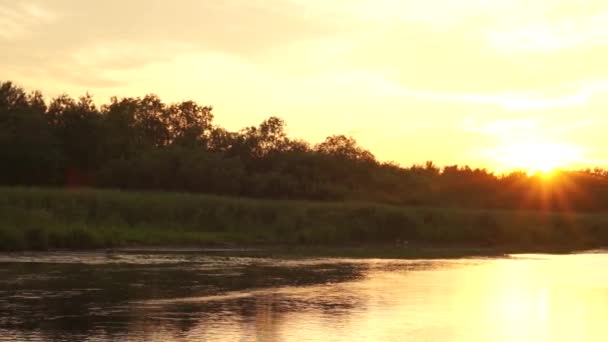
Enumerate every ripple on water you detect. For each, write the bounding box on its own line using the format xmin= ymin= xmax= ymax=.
xmin=11 ymin=252 xmax=608 ymax=341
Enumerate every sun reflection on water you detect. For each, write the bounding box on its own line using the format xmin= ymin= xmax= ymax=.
xmin=2 ymin=253 xmax=608 ymax=341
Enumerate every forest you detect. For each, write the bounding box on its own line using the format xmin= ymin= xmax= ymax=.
xmin=3 ymin=80 xmax=608 ymax=213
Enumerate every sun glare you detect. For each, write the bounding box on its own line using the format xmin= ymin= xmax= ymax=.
xmin=491 ymin=141 xmax=582 ymax=175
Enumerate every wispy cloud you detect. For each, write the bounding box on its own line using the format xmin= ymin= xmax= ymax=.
xmin=0 ymin=2 xmax=56 ymax=40
xmin=297 ymin=69 xmax=608 ymax=112
xmin=461 ymin=113 xmax=605 ymax=140
xmin=488 ymin=10 xmax=608 ymax=52
xmin=462 ymin=118 xmax=543 ymax=137
xmin=287 ymin=0 xmax=528 ymax=27
xmin=387 ymin=80 xmax=608 ymax=111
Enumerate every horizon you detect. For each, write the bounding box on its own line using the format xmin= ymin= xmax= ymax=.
xmin=2 ymin=0 xmax=606 ymax=173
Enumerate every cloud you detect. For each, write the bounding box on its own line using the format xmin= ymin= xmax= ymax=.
xmin=0 ymin=2 xmax=56 ymax=40
xmin=3 ymin=0 xmax=608 ymax=93
xmin=0 ymin=0 xmax=350 ymax=89
xmin=374 ymin=79 xmax=608 ymax=111
xmin=20 ymin=0 xmax=342 ymax=56
xmin=488 ymin=11 xmax=608 ymax=52
xmin=287 ymin=0 xmax=528 ymax=27
xmin=462 ymin=118 xmax=543 ymax=137
xmin=461 ymin=111 xmax=605 ymax=140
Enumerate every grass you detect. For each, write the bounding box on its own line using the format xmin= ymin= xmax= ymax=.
xmin=1 ymin=186 xmax=608 ymax=252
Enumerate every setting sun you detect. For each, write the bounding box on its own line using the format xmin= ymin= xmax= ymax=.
xmin=491 ymin=141 xmax=583 ymax=174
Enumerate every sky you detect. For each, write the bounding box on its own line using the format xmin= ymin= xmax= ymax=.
xmin=1 ymin=0 xmax=607 ymax=172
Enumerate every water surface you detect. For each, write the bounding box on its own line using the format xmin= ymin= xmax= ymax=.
xmin=1 ymin=251 xmax=608 ymax=341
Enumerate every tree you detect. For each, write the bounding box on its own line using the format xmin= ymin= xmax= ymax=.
xmin=6 ymin=79 xmax=608 ymax=213
xmin=166 ymin=100 xmax=214 ymax=147
xmin=100 ymin=97 xmax=141 ymax=160
xmin=46 ymin=93 xmax=104 ymax=185
xmin=315 ymin=135 xmax=375 ymax=163
xmin=0 ymin=82 xmax=62 ymax=184
xmin=235 ymin=116 xmax=290 ymax=159
xmin=135 ymin=94 xmax=170 ymax=148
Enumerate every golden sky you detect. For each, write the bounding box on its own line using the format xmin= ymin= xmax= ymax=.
xmin=2 ymin=0 xmax=607 ymax=172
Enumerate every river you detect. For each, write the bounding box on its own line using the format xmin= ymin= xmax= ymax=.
xmin=1 ymin=251 xmax=607 ymax=341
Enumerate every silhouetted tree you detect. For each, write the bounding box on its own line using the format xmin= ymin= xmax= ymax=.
xmin=315 ymin=135 xmax=376 ymax=163
xmin=46 ymin=93 xmax=104 ymax=185
xmin=5 ymin=79 xmax=608 ymax=212
xmin=0 ymin=82 xmax=63 ymax=185
xmin=166 ymin=100 xmax=213 ymax=147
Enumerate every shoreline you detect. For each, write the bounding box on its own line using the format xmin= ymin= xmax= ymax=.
xmin=1 ymin=244 xmax=603 ymax=260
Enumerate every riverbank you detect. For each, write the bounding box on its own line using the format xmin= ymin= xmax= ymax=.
xmin=1 ymin=187 xmax=608 ymax=252
xmin=0 ymin=246 xmax=510 ymax=261
xmin=107 ymin=245 xmax=587 ymax=259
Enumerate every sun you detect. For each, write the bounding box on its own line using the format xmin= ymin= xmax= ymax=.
xmin=491 ymin=141 xmax=582 ymax=175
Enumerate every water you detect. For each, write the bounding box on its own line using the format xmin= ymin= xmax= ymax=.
xmin=1 ymin=251 xmax=608 ymax=341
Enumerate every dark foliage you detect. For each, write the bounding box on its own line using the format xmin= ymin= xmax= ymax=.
xmin=3 ymin=80 xmax=608 ymax=212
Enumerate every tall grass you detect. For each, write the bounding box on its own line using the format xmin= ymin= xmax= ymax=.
xmin=1 ymin=187 xmax=608 ymax=251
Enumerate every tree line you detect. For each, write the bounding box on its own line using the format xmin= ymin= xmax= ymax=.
xmin=2 ymin=80 xmax=608 ymax=212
